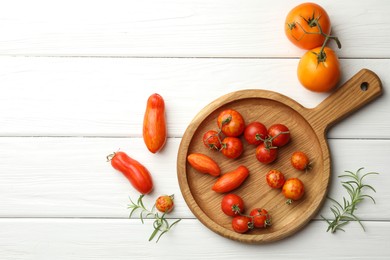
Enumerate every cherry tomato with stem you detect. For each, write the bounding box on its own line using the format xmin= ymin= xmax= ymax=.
xmin=256 ymin=143 xmax=278 ymax=164
xmin=291 ymin=151 xmax=311 ymax=171
xmin=282 ymin=178 xmax=305 ymax=204
xmin=202 ymin=130 xmax=222 ymax=151
xmin=268 ymin=124 xmax=290 ymax=147
xmin=232 ymin=215 xmax=253 ymax=234
xmin=249 ymin=208 xmax=271 ymax=228
xmin=217 ymin=109 xmax=245 ymax=137
xmin=221 ymin=137 xmax=243 ymax=159
xmin=107 ymin=151 xmax=153 ymax=194
xmin=155 ymin=194 xmax=175 ymax=213
xmin=266 ymin=169 xmax=285 ymax=189
xmin=244 ymin=122 xmax=268 ymax=146
xmin=221 ymin=194 xmax=245 ymax=217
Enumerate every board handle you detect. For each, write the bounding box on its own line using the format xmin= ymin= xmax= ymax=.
xmin=308 ymin=69 xmax=383 ymax=132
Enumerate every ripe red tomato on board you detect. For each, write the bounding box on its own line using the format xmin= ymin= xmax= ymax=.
xmin=187 ymin=153 xmax=221 ymax=177
xmin=221 ymin=193 xmax=245 ymax=217
xmin=107 ymin=151 xmax=153 ymax=194
xmin=249 ymin=208 xmax=271 ymax=228
xmin=221 ymin=137 xmax=243 ymax=159
xmin=202 ymin=130 xmax=222 ymax=151
xmin=155 ymin=195 xmax=175 ymax=213
xmin=282 ymin=178 xmax=305 ymax=203
xmin=212 ymin=165 xmax=249 ymax=193
xmin=266 ymin=169 xmax=285 ymax=189
xmin=217 ymin=109 xmax=245 ymax=137
xmin=232 ymin=215 xmax=252 ymax=233
xmin=268 ymin=124 xmax=290 ymax=147
xmin=255 ymin=143 xmax=278 ymax=164
xmin=244 ymin=122 xmax=268 ymax=146
xmin=285 ymin=2 xmax=331 ymax=50
xmin=143 ymin=93 xmax=167 ymax=153
xmin=297 ymin=46 xmax=341 ymax=92
xmin=291 ymin=151 xmax=311 ymax=171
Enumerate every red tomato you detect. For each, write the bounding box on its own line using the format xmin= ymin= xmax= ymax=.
xmin=297 ymin=46 xmax=341 ymax=92
xmin=202 ymin=130 xmax=222 ymax=151
xmin=232 ymin=216 xmax=252 ymax=233
xmin=285 ymin=2 xmax=331 ymax=50
xmin=255 ymin=143 xmax=278 ymax=164
xmin=249 ymin=208 xmax=271 ymax=228
xmin=244 ymin=122 xmax=268 ymax=146
xmin=268 ymin=124 xmax=290 ymax=147
xmin=291 ymin=151 xmax=311 ymax=171
xmin=282 ymin=178 xmax=305 ymax=203
xmin=212 ymin=166 xmax=249 ymax=193
xmin=221 ymin=137 xmax=243 ymax=159
xmin=221 ymin=194 xmax=245 ymax=217
xmin=155 ymin=195 xmax=175 ymax=213
xmin=266 ymin=169 xmax=285 ymax=189
xmin=143 ymin=93 xmax=167 ymax=153
xmin=217 ymin=109 xmax=245 ymax=137
xmin=187 ymin=153 xmax=221 ymax=177
xmin=108 ymin=151 xmax=153 ymax=194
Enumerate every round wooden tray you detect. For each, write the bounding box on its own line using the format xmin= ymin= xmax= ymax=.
xmin=177 ymin=69 xmax=382 ymax=244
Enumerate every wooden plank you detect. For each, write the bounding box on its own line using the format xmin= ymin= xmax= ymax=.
xmin=0 ymin=0 xmax=389 ymax=57
xmin=0 ymin=218 xmax=388 ymax=259
xmin=0 ymin=137 xmax=387 ymax=220
xmin=0 ymin=57 xmax=388 ymax=138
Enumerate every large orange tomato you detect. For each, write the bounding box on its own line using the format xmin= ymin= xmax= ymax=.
xmin=285 ymin=3 xmax=331 ymax=50
xmin=297 ymin=46 xmax=341 ymax=92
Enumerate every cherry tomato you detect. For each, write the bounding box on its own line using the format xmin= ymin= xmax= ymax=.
xmin=155 ymin=194 xmax=175 ymax=213
xmin=266 ymin=169 xmax=285 ymax=189
xmin=217 ymin=109 xmax=245 ymax=137
xmin=291 ymin=151 xmax=311 ymax=171
xmin=297 ymin=46 xmax=341 ymax=92
xmin=268 ymin=124 xmax=290 ymax=147
xmin=212 ymin=166 xmax=249 ymax=193
xmin=282 ymin=178 xmax=305 ymax=203
xmin=187 ymin=153 xmax=221 ymax=177
xmin=249 ymin=208 xmax=271 ymax=228
xmin=232 ymin=216 xmax=252 ymax=233
xmin=143 ymin=93 xmax=167 ymax=153
xmin=244 ymin=122 xmax=268 ymax=146
xmin=221 ymin=137 xmax=243 ymax=159
xmin=285 ymin=2 xmax=331 ymax=50
xmin=108 ymin=151 xmax=153 ymax=194
xmin=221 ymin=194 xmax=245 ymax=217
xmin=202 ymin=130 xmax=222 ymax=151
xmin=255 ymin=143 xmax=278 ymax=164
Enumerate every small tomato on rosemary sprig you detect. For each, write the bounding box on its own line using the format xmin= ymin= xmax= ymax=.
xmin=128 ymin=194 xmax=181 ymax=242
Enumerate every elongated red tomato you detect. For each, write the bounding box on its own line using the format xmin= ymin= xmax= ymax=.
xmin=187 ymin=153 xmax=221 ymax=177
xmin=212 ymin=166 xmax=249 ymax=193
xmin=108 ymin=151 xmax=153 ymax=194
xmin=143 ymin=93 xmax=167 ymax=153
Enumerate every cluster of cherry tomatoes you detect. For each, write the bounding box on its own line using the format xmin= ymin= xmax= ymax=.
xmin=221 ymin=194 xmax=271 ymax=234
xmin=284 ymin=2 xmax=341 ymax=92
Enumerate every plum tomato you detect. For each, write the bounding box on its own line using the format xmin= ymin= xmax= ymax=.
xmin=221 ymin=137 xmax=243 ymax=159
xmin=212 ymin=166 xmax=249 ymax=193
xmin=187 ymin=153 xmax=221 ymax=177
xmin=268 ymin=124 xmax=290 ymax=147
xmin=282 ymin=178 xmax=305 ymax=203
xmin=244 ymin=122 xmax=268 ymax=146
xmin=249 ymin=208 xmax=271 ymax=228
xmin=217 ymin=109 xmax=245 ymax=137
xmin=266 ymin=169 xmax=285 ymax=189
xmin=232 ymin=215 xmax=253 ymax=233
xmin=255 ymin=143 xmax=278 ymax=164
xmin=155 ymin=194 xmax=175 ymax=213
xmin=202 ymin=130 xmax=222 ymax=151
xmin=291 ymin=151 xmax=311 ymax=171
xmin=221 ymin=193 xmax=245 ymax=217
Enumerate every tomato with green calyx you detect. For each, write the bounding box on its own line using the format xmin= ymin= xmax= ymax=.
xmin=221 ymin=193 xmax=245 ymax=217
xmin=217 ymin=109 xmax=245 ymax=137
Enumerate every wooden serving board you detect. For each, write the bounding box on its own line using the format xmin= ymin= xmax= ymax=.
xmin=177 ymin=69 xmax=382 ymax=244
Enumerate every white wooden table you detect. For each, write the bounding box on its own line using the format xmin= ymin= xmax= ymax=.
xmin=1 ymin=1 xmax=389 ymax=259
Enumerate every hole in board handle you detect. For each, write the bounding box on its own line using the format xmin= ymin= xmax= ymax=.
xmin=360 ymin=82 xmax=369 ymax=91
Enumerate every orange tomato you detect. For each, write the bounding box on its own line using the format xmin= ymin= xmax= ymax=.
xmin=297 ymin=46 xmax=341 ymax=92
xmin=285 ymin=2 xmax=331 ymax=50
xmin=143 ymin=93 xmax=167 ymax=153
xmin=187 ymin=153 xmax=221 ymax=177
xmin=212 ymin=166 xmax=249 ymax=193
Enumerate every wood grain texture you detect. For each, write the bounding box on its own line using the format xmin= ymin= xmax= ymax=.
xmin=177 ymin=70 xmax=382 ymax=243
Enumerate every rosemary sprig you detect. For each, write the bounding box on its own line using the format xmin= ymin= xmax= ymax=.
xmin=128 ymin=194 xmax=181 ymax=242
xmin=321 ymin=168 xmax=378 ymax=233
